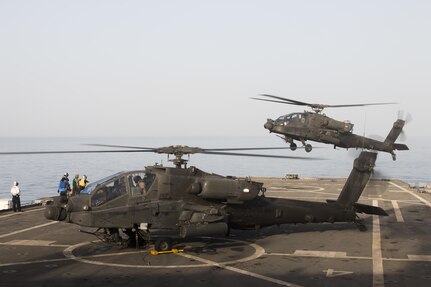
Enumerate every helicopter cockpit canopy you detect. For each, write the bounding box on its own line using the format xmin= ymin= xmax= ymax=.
xmin=276 ymin=113 xmax=303 ymax=124
xmin=79 ymin=171 xmax=156 ymax=207
xmin=80 ymin=172 xmax=124 ymax=195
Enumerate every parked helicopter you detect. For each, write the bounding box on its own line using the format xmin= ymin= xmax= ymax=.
xmin=1 ymin=144 xmax=387 ymax=251
xmin=251 ymin=94 xmax=409 ymax=160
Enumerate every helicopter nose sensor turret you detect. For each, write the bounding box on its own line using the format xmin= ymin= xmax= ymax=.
xmin=264 ymin=119 xmax=274 ymax=131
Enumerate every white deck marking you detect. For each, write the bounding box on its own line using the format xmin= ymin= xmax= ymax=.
xmin=178 ymin=252 xmax=304 ymax=287
xmin=0 ymin=239 xmax=69 ymax=248
xmin=391 ymin=200 xmax=405 ymax=222
xmin=0 ymin=208 xmax=44 ymax=219
xmin=0 ymin=257 xmax=72 ymax=268
xmin=0 ymin=221 xmax=58 ymax=239
xmin=372 ymin=200 xmax=385 ymax=287
xmin=293 ymin=250 xmax=347 ymax=258
xmin=266 ymin=252 xmax=367 ymax=260
xmin=266 ymin=251 xmax=431 ymax=263
xmin=324 ymin=268 xmax=353 ymax=278
xmin=407 ymin=255 xmax=431 ymax=261
xmin=389 ymin=181 xmax=431 ymax=207
xmin=63 ymin=238 xmax=266 ymax=269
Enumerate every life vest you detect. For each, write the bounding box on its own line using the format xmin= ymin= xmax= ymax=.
xmin=58 ymin=180 xmax=67 ymax=193
xmin=79 ymin=178 xmax=87 ymax=188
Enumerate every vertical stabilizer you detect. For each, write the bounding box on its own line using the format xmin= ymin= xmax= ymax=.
xmin=384 ymin=119 xmax=406 ymax=146
xmin=336 ymin=151 xmax=377 ymax=208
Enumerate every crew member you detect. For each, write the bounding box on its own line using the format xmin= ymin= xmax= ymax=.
xmin=11 ymin=181 xmax=22 ymax=212
xmin=72 ymin=174 xmax=80 ymax=196
xmin=79 ymin=175 xmax=89 ymax=191
xmin=58 ymin=173 xmax=70 ymax=202
xmin=137 ymin=179 xmax=146 ymax=195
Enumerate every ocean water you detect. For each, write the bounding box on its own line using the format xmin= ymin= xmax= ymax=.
xmin=0 ymin=136 xmax=429 ymax=203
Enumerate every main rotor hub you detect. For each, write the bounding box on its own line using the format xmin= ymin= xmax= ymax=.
xmin=156 ymin=145 xmax=203 ymax=168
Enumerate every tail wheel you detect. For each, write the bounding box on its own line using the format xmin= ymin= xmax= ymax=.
xmin=155 ymin=238 xmax=173 ymax=251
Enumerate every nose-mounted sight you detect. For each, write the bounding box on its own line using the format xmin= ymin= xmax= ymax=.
xmin=264 ymin=119 xmax=274 ymax=131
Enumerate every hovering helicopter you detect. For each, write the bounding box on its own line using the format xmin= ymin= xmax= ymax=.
xmin=1 ymin=144 xmax=387 ymax=251
xmin=252 ymin=94 xmax=409 ymax=160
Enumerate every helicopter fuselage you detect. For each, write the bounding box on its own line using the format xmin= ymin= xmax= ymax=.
xmin=264 ymin=112 xmax=408 ymax=158
xmin=45 ymin=151 xmax=385 ymax=245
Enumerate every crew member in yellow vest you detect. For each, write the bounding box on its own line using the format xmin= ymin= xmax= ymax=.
xmin=79 ymin=175 xmax=89 ymax=192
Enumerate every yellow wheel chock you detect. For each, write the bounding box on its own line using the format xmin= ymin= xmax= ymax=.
xmin=150 ymin=248 xmax=184 ymax=256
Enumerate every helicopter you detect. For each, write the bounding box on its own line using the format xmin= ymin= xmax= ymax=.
xmin=251 ymin=94 xmax=409 ymax=160
xmin=1 ymin=144 xmax=387 ymax=251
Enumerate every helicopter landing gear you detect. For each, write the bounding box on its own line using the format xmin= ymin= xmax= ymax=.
xmin=304 ymin=144 xmax=312 ymax=153
xmin=154 ymin=237 xmax=173 ymax=252
xmin=124 ymin=228 xmax=150 ymax=248
xmin=290 ymin=143 xmax=297 ymax=151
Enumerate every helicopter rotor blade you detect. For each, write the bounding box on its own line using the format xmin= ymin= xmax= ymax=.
xmin=199 ymin=151 xmax=321 ymax=160
xmin=397 ymin=110 xmax=412 ymax=142
xmin=256 ymin=94 xmax=312 ymax=106
xmin=326 ymin=103 xmax=397 ymax=108
xmin=84 ymin=144 xmax=157 ymax=150
xmin=0 ymin=149 xmax=156 ymax=155
xmin=203 ymin=147 xmax=295 ymax=152
xmin=253 ymin=94 xmax=397 ymax=110
xmin=86 ymin=144 xmax=309 ymax=153
xmin=250 ymin=97 xmax=296 ymax=105
xmin=0 ymin=144 xmax=324 ymax=161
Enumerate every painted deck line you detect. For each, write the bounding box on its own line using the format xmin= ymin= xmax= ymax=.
xmin=0 ymin=221 xmax=58 ymax=239
xmin=267 ymin=252 xmax=431 ymax=263
xmin=178 ymin=252 xmax=304 ymax=287
xmin=389 ymin=182 xmax=431 ymax=208
xmin=293 ymin=250 xmax=347 ymax=258
xmin=407 ymin=255 xmax=431 ymax=261
xmin=372 ymin=199 xmax=385 ymax=287
xmin=391 ymin=200 xmax=405 ymax=222
xmin=0 ymin=208 xmax=44 ymax=219
xmin=0 ymin=239 xmax=69 ymax=248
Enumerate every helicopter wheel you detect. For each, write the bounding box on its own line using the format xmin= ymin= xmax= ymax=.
xmin=290 ymin=143 xmax=297 ymax=151
xmin=155 ymin=237 xmax=173 ymax=252
xmin=304 ymin=144 xmax=312 ymax=153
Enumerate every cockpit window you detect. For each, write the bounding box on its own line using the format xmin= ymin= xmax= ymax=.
xmin=80 ymin=172 xmax=124 ymax=195
xmin=91 ymin=176 xmax=127 ymax=207
xmin=277 ymin=115 xmax=287 ymax=121
xmin=277 ymin=113 xmax=301 ymax=122
xmin=128 ymin=172 xmax=147 ymax=196
xmin=143 ymin=173 xmax=156 ymax=190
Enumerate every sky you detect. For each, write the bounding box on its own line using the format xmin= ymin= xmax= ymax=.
xmin=0 ymin=0 xmax=430 ymax=139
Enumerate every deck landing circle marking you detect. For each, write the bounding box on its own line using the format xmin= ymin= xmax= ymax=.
xmin=63 ymin=237 xmax=265 ymax=269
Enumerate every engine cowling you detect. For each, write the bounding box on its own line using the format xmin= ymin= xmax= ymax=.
xmin=324 ymin=118 xmax=353 ymax=133
xmin=179 ymin=222 xmax=228 ymax=238
xmin=198 ymin=178 xmax=263 ymax=203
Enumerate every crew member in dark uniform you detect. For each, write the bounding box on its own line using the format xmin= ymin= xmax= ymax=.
xmin=58 ymin=173 xmax=70 ymax=202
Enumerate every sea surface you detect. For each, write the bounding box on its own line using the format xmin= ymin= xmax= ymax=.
xmin=0 ymin=136 xmax=429 ymax=204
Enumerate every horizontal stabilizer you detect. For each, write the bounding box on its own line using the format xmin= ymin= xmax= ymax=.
xmin=353 ymin=202 xmax=389 ymax=216
xmin=394 ymin=143 xmax=409 ymax=150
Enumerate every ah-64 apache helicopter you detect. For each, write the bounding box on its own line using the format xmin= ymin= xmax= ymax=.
xmin=1 ymin=144 xmax=387 ymax=251
xmin=252 ymin=94 xmax=409 ymax=160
